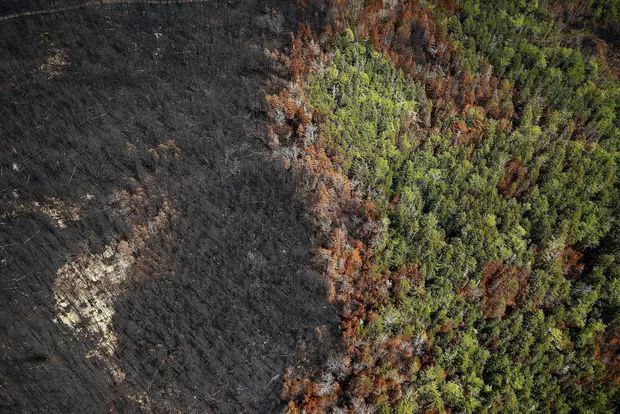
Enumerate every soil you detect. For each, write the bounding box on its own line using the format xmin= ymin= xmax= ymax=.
xmin=0 ymin=1 xmax=338 ymax=413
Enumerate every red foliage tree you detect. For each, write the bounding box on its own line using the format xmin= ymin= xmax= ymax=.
xmin=481 ymin=261 xmax=529 ymax=318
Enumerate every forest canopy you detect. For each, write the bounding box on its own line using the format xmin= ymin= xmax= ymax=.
xmin=272 ymin=0 xmax=620 ymax=412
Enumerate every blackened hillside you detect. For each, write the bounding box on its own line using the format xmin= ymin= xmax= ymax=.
xmin=0 ymin=1 xmax=337 ymax=413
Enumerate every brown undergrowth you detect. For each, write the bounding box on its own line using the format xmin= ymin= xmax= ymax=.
xmin=266 ymin=23 xmax=399 ymax=412
xmin=599 ymin=318 xmax=620 ymax=385
xmin=265 ymin=10 xmax=436 ymax=410
xmin=480 ymin=261 xmax=529 ymax=319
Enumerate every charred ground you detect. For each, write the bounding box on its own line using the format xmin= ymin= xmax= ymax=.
xmin=0 ymin=1 xmax=337 ymax=413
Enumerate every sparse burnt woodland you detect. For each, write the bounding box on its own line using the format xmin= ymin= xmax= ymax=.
xmin=0 ymin=1 xmax=338 ymax=413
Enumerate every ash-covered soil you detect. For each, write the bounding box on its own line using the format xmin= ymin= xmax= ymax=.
xmin=0 ymin=1 xmax=337 ymax=413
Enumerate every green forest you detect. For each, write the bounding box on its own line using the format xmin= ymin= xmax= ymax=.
xmin=272 ymin=0 xmax=620 ymax=412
